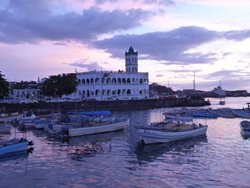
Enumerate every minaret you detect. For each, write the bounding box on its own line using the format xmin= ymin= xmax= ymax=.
xmin=125 ymin=46 xmax=138 ymax=73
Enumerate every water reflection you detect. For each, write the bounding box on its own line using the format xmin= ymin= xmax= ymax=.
xmin=66 ymin=131 xmax=124 ymax=161
xmin=135 ymin=136 xmax=208 ymax=164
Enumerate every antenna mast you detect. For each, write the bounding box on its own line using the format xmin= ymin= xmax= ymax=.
xmin=193 ymin=72 xmax=196 ymax=91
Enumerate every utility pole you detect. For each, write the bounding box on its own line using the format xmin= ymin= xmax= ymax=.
xmin=193 ymin=71 xmax=196 ymax=91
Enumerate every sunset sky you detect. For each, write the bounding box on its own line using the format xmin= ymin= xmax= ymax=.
xmin=1 ymin=0 xmax=250 ymax=90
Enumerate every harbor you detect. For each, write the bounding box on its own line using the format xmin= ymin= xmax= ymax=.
xmin=0 ymin=97 xmax=250 ymax=187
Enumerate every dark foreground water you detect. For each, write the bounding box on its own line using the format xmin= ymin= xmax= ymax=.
xmin=1 ymin=97 xmax=250 ymax=188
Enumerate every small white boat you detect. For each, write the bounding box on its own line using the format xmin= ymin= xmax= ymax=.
xmin=0 ymin=113 xmax=8 ymax=118
xmin=240 ymin=121 xmax=250 ymax=137
xmin=136 ymin=122 xmax=207 ymax=144
xmin=68 ymin=118 xmax=129 ymax=137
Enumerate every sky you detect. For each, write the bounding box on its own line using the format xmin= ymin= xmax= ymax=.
xmin=1 ymin=0 xmax=250 ymax=91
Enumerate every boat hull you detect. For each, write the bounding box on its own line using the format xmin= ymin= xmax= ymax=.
xmin=0 ymin=141 xmax=28 ymax=155
xmin=68 ymin=119 xmax=129 ymax=137
xmin=192 ymin=112 xmax=217 ymax=118
xmin=137 ymin=126 xmax=208 ymax=144
xmin=233 ymin=110 xmax=250 ymax=119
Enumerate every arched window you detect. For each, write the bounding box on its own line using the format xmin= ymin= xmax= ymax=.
xmin=91 ymin=78 xmax=94 ymax=84
xmin=107 ymin=90 xmax=111 ymax=96
xmin=112 ymin=78 xmax=116 ymax=84
xmin=112 ymin=90 xmax=116 ymax=96
xmin=82 ymin=90 xmax=85 ymax=97
xmin=107 ymin=78 xmax=111 ymax=84
xmin=102 ymin=78 xmax=105 ymax=84
xmin=122 ymin=78 xmax=126 ymax=84
xmin=140 ymin=78 xmax=143 ymax=84
xmin=87 ymin=90 xmax=90 ymax=97
xmin=139 ymin=90 xmax=143 ymax=95
xmin=86 ymin=79 xmax=90 ymax=84
xmin=122 ymin=89 xmax=126 ymax=95
xmin=127 ymin=78 xmax=131 ymax=84
xmin=127 ymin=89 xmax=131 ymax=95
xmin=118 ymin=78 xmax=121 ymax=84
xmin=95 ymin=78 xmax=100 ymax=84
xmin=117 ymin=89 xmax=121 ymax=95
xmin=82 ymin=79 xmax=85 ymax=84
xmin=95 ymin=90 xmax=100 ymax=96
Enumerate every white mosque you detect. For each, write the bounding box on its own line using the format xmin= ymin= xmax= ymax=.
xmin=70 ymin=47 xmax=149 ymax=101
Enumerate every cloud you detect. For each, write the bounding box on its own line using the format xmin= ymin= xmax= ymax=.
xmin=95 ymin=0 xmax=174 ymax=6
xmin=67 ymin=59 xmax=102 ymax=71
xmin=225 ymin=30 xmax=250 ymax=41
xmin=207 ymin=69 xmax=248 ymax=79
xmin=156 ymin=74 xmax=163 ymax=77
xmin=0 ymin=0 xmax=151 ymax=43
xmin=92 ymin=26 xmax=250 ymax=65
xmin=93 ymin=26 xmax=220 ymax=64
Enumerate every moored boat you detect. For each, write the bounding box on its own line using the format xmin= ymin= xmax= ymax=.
xmin=68 ymin=118 xmax=129 ymax=137
xmin=0 ymin=138 xmax=31 ymax=156
xmin=219 ymin=100 xmax=225 ymax=105
xmin=192 ymin=111 xmax=218 ymax=118
xmin=240 ymin=121 xmax=250 ymax=137
xmin=0 ymin=125 xmax=11 ymax=134
xmin=164 ymin=112 xmax=193 ymax=122
xmin=67 ymin=111 xmax=129 ymax=137
xmin=233 ymin=110 xmax=250 ymax=119
xmin=136 ymin=122 xmax=207 ymax=144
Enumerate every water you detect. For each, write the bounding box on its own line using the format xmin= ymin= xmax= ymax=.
xmin=1 ymin=97 xmax=250 ymax=188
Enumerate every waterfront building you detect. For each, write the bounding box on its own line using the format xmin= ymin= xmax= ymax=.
xmin=213 ymin=86 xmax=226 ymax=97
xmin=69 ymin=47 xmax=149 ymax=100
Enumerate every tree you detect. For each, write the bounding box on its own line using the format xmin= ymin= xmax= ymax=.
xmin=40 ymin=73 xmax=78 ymax=97
xmin=149 ymin=83 xmax=173 ymax=96
xmin=0 ymin=72 xmax=9 ymax=99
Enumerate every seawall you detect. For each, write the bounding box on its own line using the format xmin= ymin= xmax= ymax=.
xmin=0 ymin=97 xmax=210 ymax=114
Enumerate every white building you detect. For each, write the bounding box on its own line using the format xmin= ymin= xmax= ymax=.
xmin=70 ymin=47 xmax=149 ymax=101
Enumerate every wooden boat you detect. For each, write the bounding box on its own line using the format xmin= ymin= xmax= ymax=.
xmin=68 ymin=118 xmax=129 ymax=137
xmin=164 ymin=112 xmax=193 ymax=122
xmin=219 ymin=100 xmax=225 ymax=105
xmin=233 ymin=110 xmax=250 ymax=119
xmin=240 ymin=121 xmax=250 ymax=137
xmin=0 ymin=138 xmax=30 ymax=155
xmin=0 ymin=113 xmax=8 ymax=118
xmin=208 ymin=108 xmax=235 ymax=118
xmin=0 ymin=125 xmax=11 ymax=134
xmin=192 ymin=111 xmax=218 ymax=118
xmin=136 ymin=122 xmax=207 ymax=144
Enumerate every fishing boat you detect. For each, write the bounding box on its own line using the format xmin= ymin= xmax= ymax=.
xmin=219 ymin=100 xmax=225 ymax=105
xmin=192 ymin=110 xmax=218 ymax=118
xmin=0 ymin=125 xmax=11 ymax=134
xmin=0 ymin=113 xmax=8 ymax=118
xmin=136 ymin=121 xmax=207 ymax=144
xmin=209 ymin=108 xmax=235 ymax=118
xmin=233 ymin=110 xmax=250 ymax=119
xmin=0 ymin=138 xmax=31 ymax=156
xmin=67 ymin=111 xmax=129 ymax=137
xmin=240 ymin=121 xmax=250 ymax=137
xmin=163 ymin=112 xmax=193 ymax=122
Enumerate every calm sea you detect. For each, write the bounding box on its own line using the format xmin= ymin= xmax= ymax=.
xmin=1 ymin=97 xmax=250 ymax=188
